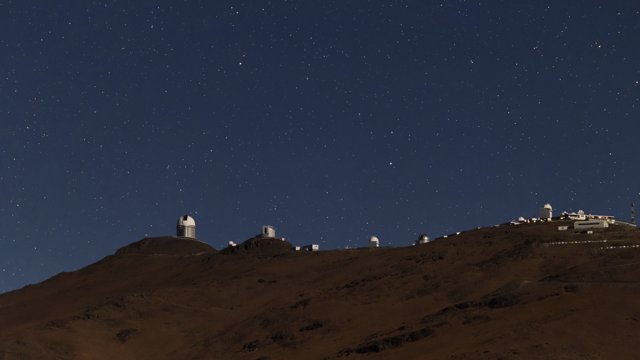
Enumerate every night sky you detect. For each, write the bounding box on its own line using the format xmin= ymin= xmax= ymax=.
xmin=2 ymin=1 xmax=639 ymax=293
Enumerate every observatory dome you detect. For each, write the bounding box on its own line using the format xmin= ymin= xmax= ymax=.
xmin=178 ymin=215 xmax=196 ymax=227
xmin=415 ymin=234 xmax=430 ymax=245
xmin=177 ymin=215 xmax=197 ymax=239
xmin=540 ymin=203 xmax=553 ymax=220
xmin=369 ymin=236 xmax=380 ymax=248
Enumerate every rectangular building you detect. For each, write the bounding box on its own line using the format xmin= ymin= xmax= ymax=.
xmin=574 ymin=220 xmax=609 ymax=230
xmin=303 ymin=244 xmax=319 ymax=251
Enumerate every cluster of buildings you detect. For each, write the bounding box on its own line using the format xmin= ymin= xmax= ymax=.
xmin=509 ymin=203 xmax=616 ymax=231
xmin=174 ymin=202 xmax=625 ymax=253
xmin=176 ymin=215 xmax=433 ymax=251
xmin=176 ymin=216 xmax=322 ymax=252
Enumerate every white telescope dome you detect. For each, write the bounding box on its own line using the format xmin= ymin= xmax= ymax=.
xmin=178 ymin=215 xmax=196 ymax=227
xmin=369 ymin=236 xmax=380 ymax=248
xmin=415 ymin=234 xmax=430 ymax=245
xmin=177 ymin=215 xmax=197 ymax=239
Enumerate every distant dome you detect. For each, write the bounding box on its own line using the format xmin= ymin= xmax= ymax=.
xmin=415 ymin=234 xmax=430 ymax=245
xmin=261 ymin=225 xmax=276 ymax=238
xmin=177 ymin=215 xmax=196 ymax=239
xmin=369 ymin=236 xmax=380 ymax=248
xmin=540 ymin=203 xmax=553 ymax=220
xmin=178 ymin=215 xmax=196 ymax=227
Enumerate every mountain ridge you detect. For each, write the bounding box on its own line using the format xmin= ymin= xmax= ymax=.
xmin=1 ymin=221 xmax=640 ymax=359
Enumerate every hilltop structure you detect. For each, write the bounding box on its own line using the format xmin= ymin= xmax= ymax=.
xmin=261 ymin=225 xmax=276 ymax=238
xmin=415 ymin=234 xmax=430 ymax=245
xmin=177 ymin=215 xmax=196 ymax=239
xmin=540 ymin=203 xmax=553 ymax=220
xmin=369 ymin=236 xmax=380 ymax=248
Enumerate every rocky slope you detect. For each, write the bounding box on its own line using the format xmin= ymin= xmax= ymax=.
xmin=1 ymin=222 xmax=640 ymax=359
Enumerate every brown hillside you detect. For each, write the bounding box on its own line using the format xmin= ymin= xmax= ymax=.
xmin=115 ymin=236 xmax=216 ymax=256
xmin=1 ymin=221 xmax=640 ymax=359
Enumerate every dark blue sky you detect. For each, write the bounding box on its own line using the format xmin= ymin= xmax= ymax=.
xmin=1 ymin=1 xmax=639 ymax=292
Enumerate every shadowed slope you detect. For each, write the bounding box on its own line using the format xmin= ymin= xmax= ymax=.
xmin=115 ymin=236 xmax=216 ymax=256
xmin=1 ymin=222 xmax=640 ymax=359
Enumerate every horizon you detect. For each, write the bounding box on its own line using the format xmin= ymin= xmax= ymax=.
xmin=1 ymin=203 xmax=633 ymax=294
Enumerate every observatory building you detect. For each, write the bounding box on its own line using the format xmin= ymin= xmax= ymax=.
xmin=303 ymin=244 xmax=319 ymax=251
xmin=261 ymin=225 xmax=276 ymax=238
xmin=177 ymin=215 xmax=196 ymax=239
xmin=415 ymin=234 xmax=430 ymax=245
xmin=540 ymin=204 xmax=553 ymax=220
xmin=369 ymin=236 xmax=380 ymax=248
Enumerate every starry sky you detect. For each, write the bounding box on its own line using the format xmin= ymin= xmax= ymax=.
xmin=1 ymin=1 xmax=639 ymax=292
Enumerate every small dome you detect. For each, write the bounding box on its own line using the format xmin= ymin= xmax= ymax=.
xmin=177 ymin=215 xmax=197 ymax=239
xmin=369 ymin=235 xmax=380 ymax=248
xmin=262 ymin=225 xmax=276 ymax=238
xmin=177 ymin=215 xmax=196 ymax=227
xmin=416 ymin=234 xmax=430 ymax=245
xmin=543 ymin=203 xmax=552 ymax=209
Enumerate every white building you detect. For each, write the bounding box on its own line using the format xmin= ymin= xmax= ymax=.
xmin=303 ymin=244 xmax=319 ymax=251
xmin=587 ymin=214 xmax=615 ymax=222
xmin=564 ymin=210 xmax=586 ymax=221
xmin=261 ymin=225 xmax=276 ymax=238
xmin=369 ymin=236 xmax=380 ymax=248
xmin=415 ymin=234 xmax=430 ymax=245
xmin=177 ymin=215 xmax=196 ymax=239
xmin=540 ymin=203 xmax=553 ymax=220
xmin=574 ymin=220 xmax=609 ymax=230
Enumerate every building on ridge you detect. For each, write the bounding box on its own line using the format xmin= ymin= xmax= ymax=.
xmin=540 ymin=203 xmax=553 ymax=220
xmin=261 ymin=225 xmax=276 ymax=238
xmin=303 ymin=244 xmax=319 ymax=251
xmin=415 ymin=234 xmax=430 ymax=245
xmin=369 ymin=236 xmax=380 ymax=248
xmin=177 ymin=215 xmax=196 ymax=239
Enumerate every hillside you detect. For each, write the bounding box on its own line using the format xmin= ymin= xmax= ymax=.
xmin=1 ymin=222 xmax=640 ymax=359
